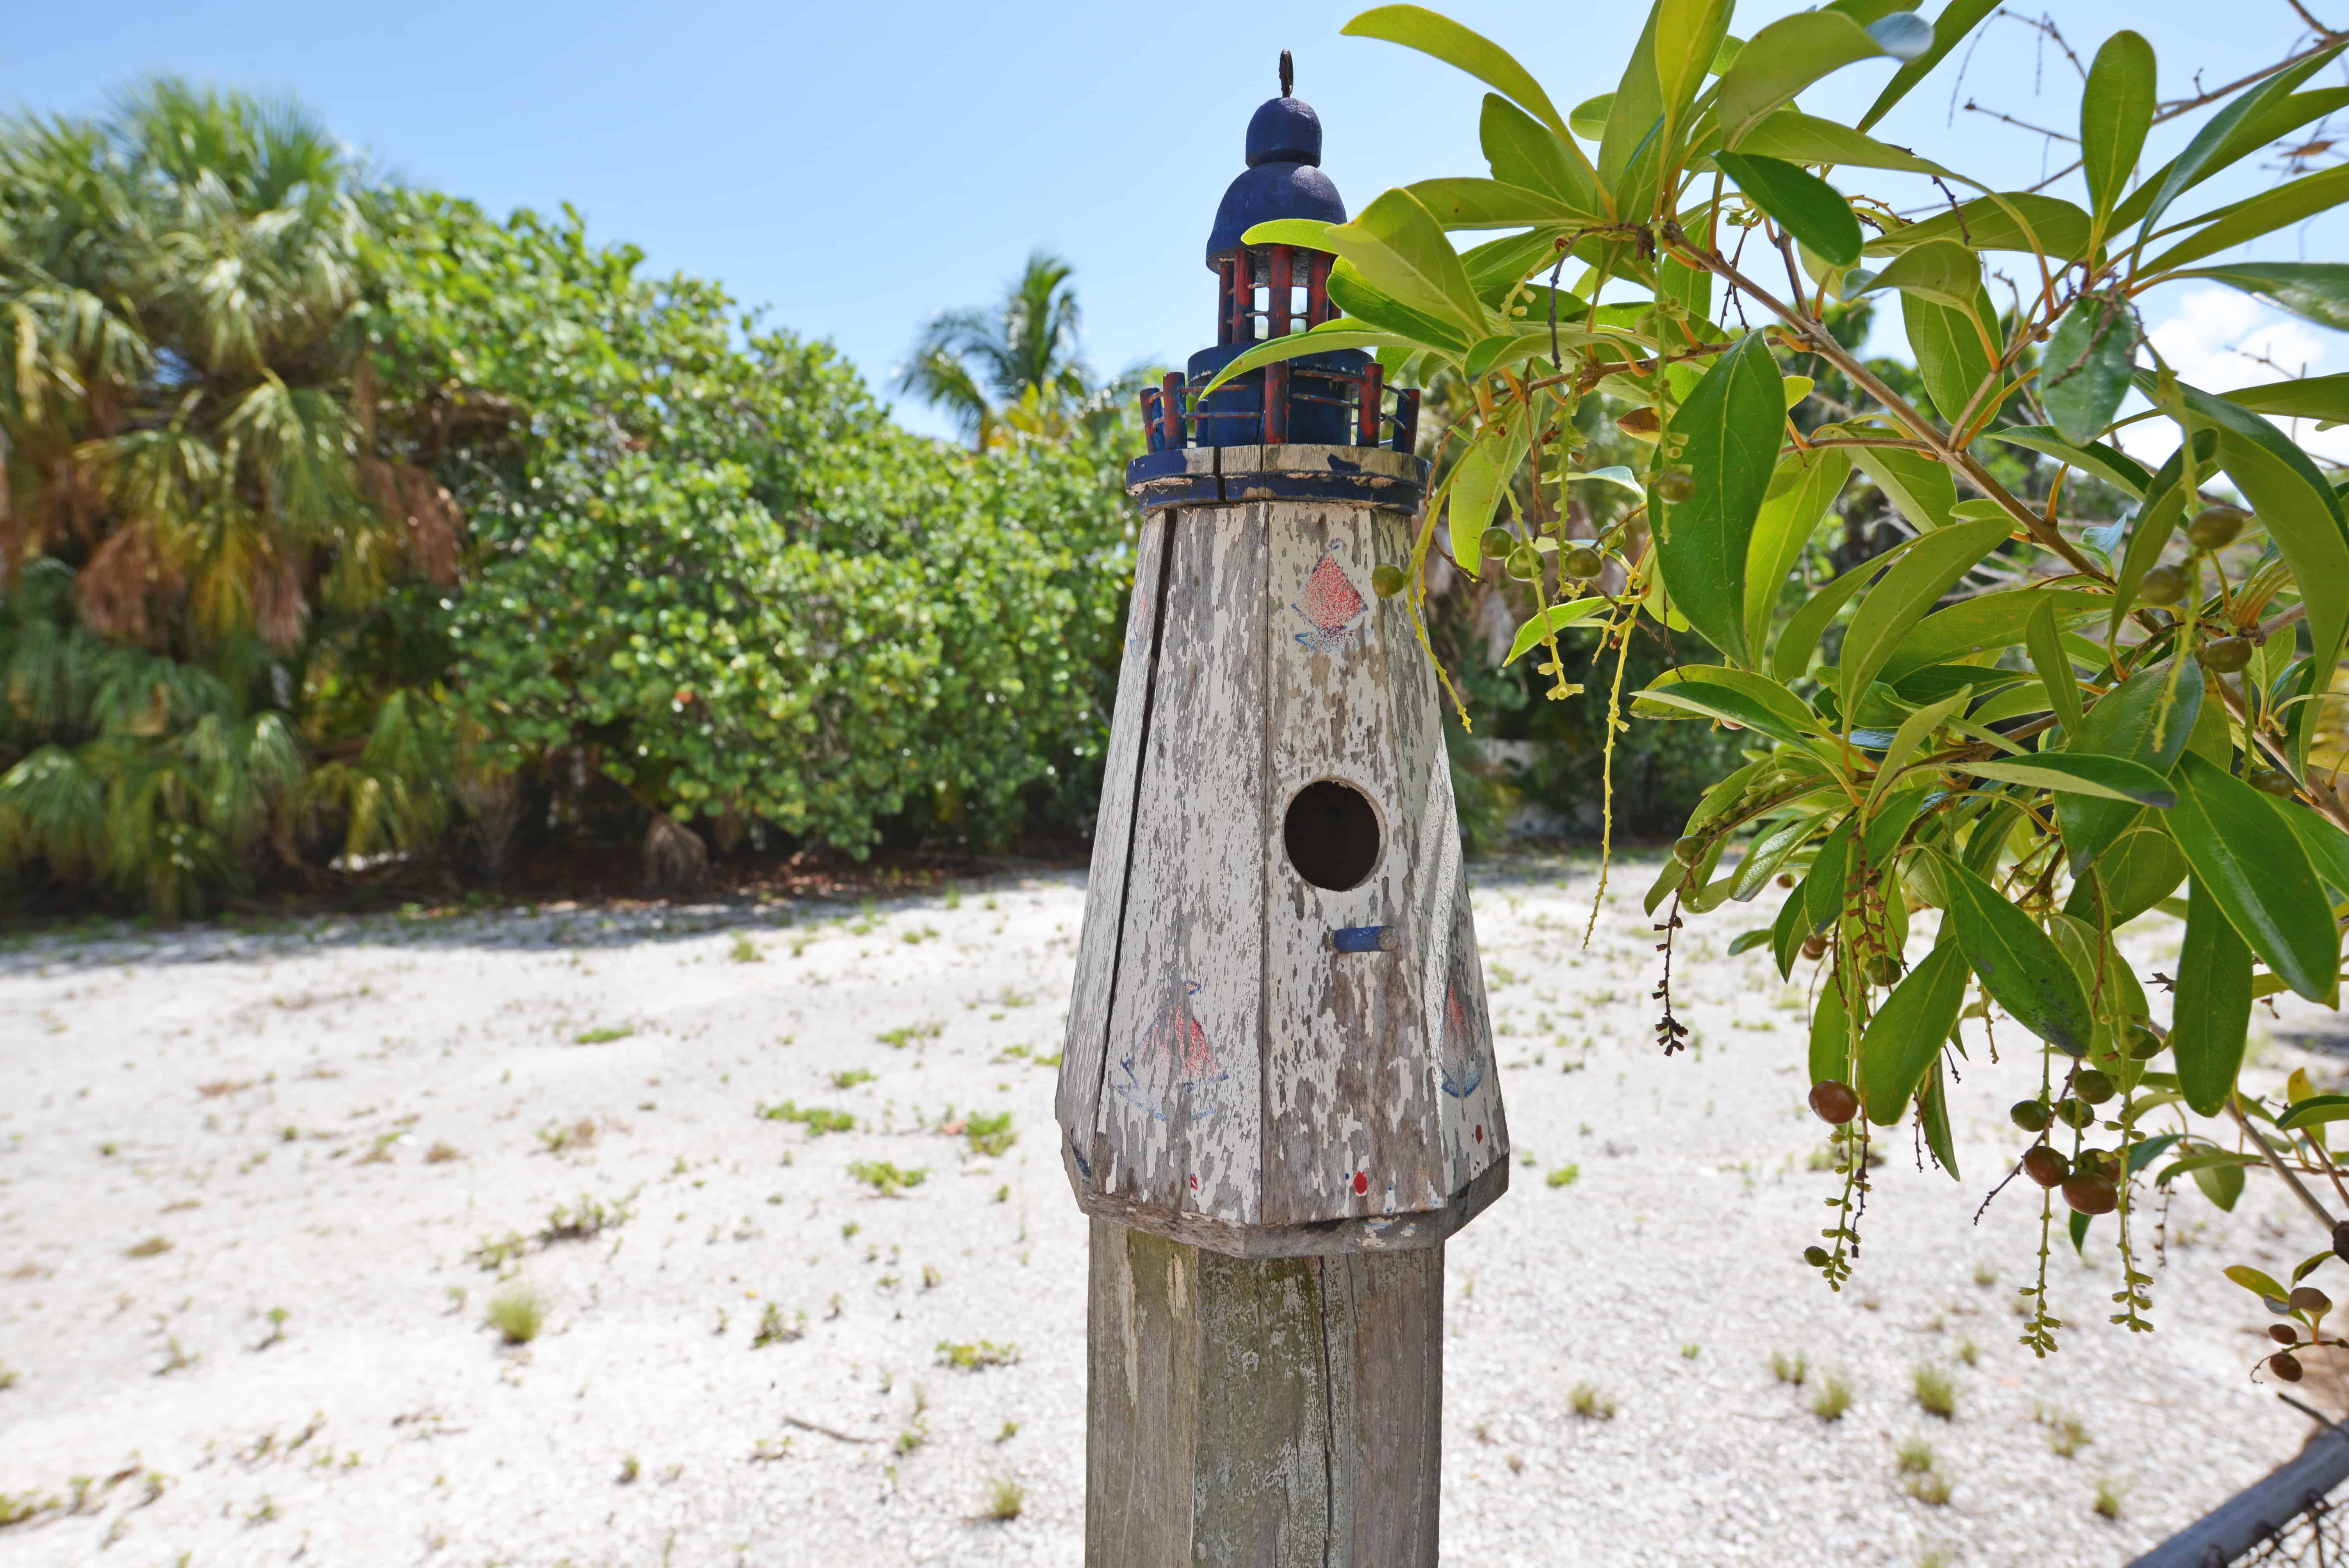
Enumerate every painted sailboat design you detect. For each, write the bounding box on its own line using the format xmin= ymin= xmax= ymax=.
xmin=1292 ymin=542 xmax=1368 ymax=652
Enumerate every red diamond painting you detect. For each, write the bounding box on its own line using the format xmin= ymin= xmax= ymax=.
xmin=1111 ymin=978 xmax=1226 ymax=1124
xmin=1292 ymin=542 xmax=1368 ymax=653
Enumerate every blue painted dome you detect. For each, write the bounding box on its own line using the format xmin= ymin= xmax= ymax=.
xmin=1205 ymin=82 xmax=1345 ymax=268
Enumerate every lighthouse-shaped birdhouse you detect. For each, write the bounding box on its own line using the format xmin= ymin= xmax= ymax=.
xmin=1055 ymin=59 xmax=1506 ymax=1259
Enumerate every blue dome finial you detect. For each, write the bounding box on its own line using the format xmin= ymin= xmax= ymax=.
xmin=1207 ymin=53 xmax=1345 ymax=265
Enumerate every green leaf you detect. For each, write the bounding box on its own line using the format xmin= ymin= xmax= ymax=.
xmin=1731 ymin=812 xmax=1826 ymax=902
xmin=1806 ymin=817 xmax=1858 ymax=933
xmin=2148 ymin=165 xmax=2349 ymax=273
xmin=2025 ymin=596 xmax=2083 ymax=739
xmin=2275 ymin=803 xmax=2349 ymax=898
xmin=2207 ymin=421 xmax=2349 ymax=761
xmin=1939 ymin=852 xmax=2094 ymax=1054
xmin=1856 ymin=238 xmax=1982 ymax=311
xmin=1321 ymin=262 xmax=1476 ymax=352
xmin=1736 ymin=109 xmax=1952 ymax=175
xmin=1655 ymin=0 xmax=1737 ymax=137
xmin=2174 ymin=262 xmax=2349 ymax=331
xmin=1598 ymin=7 xmax=1672 ymax=198
xmin=1902 ymin=287 xmax=2001 ymax=426
xmin=2171 ymin=878 xmax=2255 ymax=1119
xmin=2080 ymin=31 xmax=2156 ymax=226
xmin=2278 ymin=1094 xmax=2349 ymax=1130
xmin=1837 ymin=517 xmax=2010 ymax=709
xmin=2226 ymin=1264 xmax=2290 ymax=1303
xmin=2041 ymin=293 xmax=2139 ymax=445
xmin=1479 ymin=93 xmax=1604 ymax=214
xmin=2068 ymin=1208 xmax=2093 ymax=1256
xmin=1344 ymin=7 xmax=1577 ymax=140
xmin=1505 ymin=597 xmax=1609 ymax=665
xmin=1447 ymin=419 xmax=1531 ymax=577
xmin=2059 ymin=658 xmax=2203 ymax=870
xmin=1657 ymin=333 xmax=1782 ymax=666
xmin=1962 ymin=754 xmax=2176 ymax=807
xmin=1715 ymin=9 xmax=1909 ymax=150
xmin=1774 ymin=877 xmax=1811 ymax=978
xmin=1858 ymin=0 xmax=1999 ymax=131
xmin=1410 ymin=177 xmax=1600 ymax=231
xmin=1717 ymin=152 xmax=1862 ymax=265
xmin=1921 ymin=1057 xmax=1962 ymax=1180
xmin=1848 ymin=445 xmax=1957 ymax=532
xmin=1193 ymin=323 xmax=1422 ymax=398
xmin=2222 ymin=372 xmax=2349 ymax=425
xmin=1568 ymin=93 xmax=1613 ymax=142
xmin=1859 ymin=939 xmax=1968 ymax=1124
xmin=2065 ymin=822 xmax=2189 ymax=928
xmin=1867 ymin=691 xmax=1971 ymax=810
xmin=1869 ymin=193 xmax=2093 ymax=262
xmin=1348 ymin=187 xmax=1489 ymax=329
xmin=2170 ymin=752 xmax=2342 ymax=1005
xmin=2133 ymin=45 xmax=2349 ymax=244
xmin=2107 ymin=479 xmax=2189 ymax=639
xmin=1877 ymin=586 xmax=2105 ymax=684
xmin=2156 ymin=1149 xmax=2260 ymax=1185
xmin=1634 ymin=671 xmax=1823 ymax=748
xmin=1810 ymin=956 xmax=1854 ymax=1081
xmin=1983 ymin=426 xmax=2150 ymax=501
xmin=1772 ymin=536 xmax=1916 ymax=681
xmin=2111 ymin=74 xmax=2349 ymax=232
xmin=1744 ymin=448 xmax=1853 ymax=661
xmin=1727 ymin=926 xmax=1775 ymax=955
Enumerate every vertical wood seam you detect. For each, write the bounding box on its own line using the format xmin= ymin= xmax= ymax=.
xmin=1256 ymin=503 xmax=1276 ymax=1240
xmin=1090 ymin=509 xmax=1181 ymax=1135
xmin=1316 ymin=1255 xmax=1338 ymax=1568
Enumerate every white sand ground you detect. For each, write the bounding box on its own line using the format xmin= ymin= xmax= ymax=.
xmin=0 ymin=854 xmax=2342 ymax=1568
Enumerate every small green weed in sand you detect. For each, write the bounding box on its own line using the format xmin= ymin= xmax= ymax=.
xmin=877 ymin=1020 xmax=943 ymax=1049
xmin=572 ymin=1025 xmax=633 ymax=1045
xmin=1896 ymin=1436 xmax=1936 ymax=1474
xmin=487 ymin=1287 xmax=545 ymax=1345
xmin=983 ymin=1472 xmax=1024 ymax=1522
xmin=751 ymin=1303 xmax=806 ymax=1347
xmin=728 ymin=933 xmax=763 ymax=964
xmin=1568 ymin=1383 xmax=1616 ymax=1419
xmin=963 ymin=1112 xmax=1017 ymax=1157
xmin=1546 ymin=1164 xmax=1580 ymax=1188
xmin=937 ymin=1340 xmax=1021 ymax=1372
xmin=830 ymin=1069 xmax=874 ymax=1090
xmin=851 ymin=1162 xmax=928 ymax=1197
xmin=1811 ymin=1371 xmax=1852 ymax=1421
xmin=1768 ymin=1350 xmax=1806 ymax=1385
xmin=1913 ymin=1363 xmax=1956 ymax=1419
xmin=759 ymin=1101 xmax=855 ymax=1135
xmin=2094 ymin=1477 xmax=2126 ymax=1519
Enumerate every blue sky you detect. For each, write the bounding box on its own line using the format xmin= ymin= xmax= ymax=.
xmin=5 ymin=1 xmax=2343 ymax=449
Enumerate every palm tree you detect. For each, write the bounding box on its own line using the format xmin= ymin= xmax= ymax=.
xmin=0 ymin=78 xmax=454 ymax=914
xmin=895 ymin=251 xmax=1147 ymax=451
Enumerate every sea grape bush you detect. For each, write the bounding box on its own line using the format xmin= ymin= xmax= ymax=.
xmin=1221 ymin=2 xmax=2349 ymax=1361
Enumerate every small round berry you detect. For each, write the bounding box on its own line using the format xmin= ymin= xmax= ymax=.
xmin=1775 ymin=873 xmax=1797 ymax=889
xmin=1371 ymin=563 xmax=1407 ymax=599
xmin=1560 ymin=545 xmax=1605 ymax=580
xmin=2139 ymin=564 xmax=2187 ymax=605
xmin=2010 ymin=1100 xmax=2051 ymax=1133
xmin=2062 ymin=1175 xmax=2119 ymax=1215
xmin=1809 ymin=1080 xmax=1861 ymax=1126
xmin=1506 ymin=544 xmax=1540 ymax=581
xmin=2250 ymin=767 xmax=2301 ymax=798
xmin=1803 ymin=1245 xmax=1832 ymax=1268
xmin=1672 ymin=835 xmax=1706 ymax=866
xmin=2073 ymin=1068 xmax=2116 ymax=1105
xmin=2196 ymin=636 xmax=2253 ymax=674
xmin=2271 ymin=1324 xmax=2302 ymax=1346
xmin=2074 ymin=1147 xmax=2119 ymax=1181
xmin=1867 ymin=953 xmax=1902 ymax=987
xmin=1800 ymin=934 xmax=1830 ymax=961
xmin=2333 ymin=1219 xmax=2349 ymax=1264
xmin=2126 ymin=1025 xmax=2164 ymax=1061
xmin=2291 ymin=1286 xmax=2334 ymax=1316
xmin=2186 ymin=505 xmax=2249 ymax=551
xmin=2057 ymin=1098 xmax=2097 ymax=1129
xmin=1656 ymin=470 xmax=1697 ymax=504
xmin=2272 ymin=1351 xmax=2306 ymax=1383
xmin=2021 ymin=1146 xmax=2069 ymax=1188
xmin=1479 ymin=526 xmax=1513 ymax=560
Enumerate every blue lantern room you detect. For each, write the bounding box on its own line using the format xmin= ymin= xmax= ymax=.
xmin=1135 ymin=53 xmax=1419 ymax=460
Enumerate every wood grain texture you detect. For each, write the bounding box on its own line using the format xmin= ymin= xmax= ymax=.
xmin=1085 ymin=1220 xmax=1444 ymax=1568
xmin=1058 ymin=512 xmax=1174 ymax=1195
xmin=1096 ymin=504 xmax=1268 ymax=1226
xmin=1260 ymin=502 xmax=1444 ymax=1226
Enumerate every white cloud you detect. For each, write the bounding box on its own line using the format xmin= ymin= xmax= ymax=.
xmin=2112 ymin=286 xmax=2349 ymax=466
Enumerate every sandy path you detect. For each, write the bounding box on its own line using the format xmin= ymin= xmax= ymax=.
xmin=0 ymin=857 xmax=2335 ymax=1567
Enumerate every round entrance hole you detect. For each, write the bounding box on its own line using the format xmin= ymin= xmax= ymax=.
xmin=1283 ymin=780 xmax=1381 ymax=891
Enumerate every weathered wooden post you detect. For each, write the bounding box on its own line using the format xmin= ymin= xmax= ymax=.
xmin=1055 ymin=56 xmax=1507 ymax=1567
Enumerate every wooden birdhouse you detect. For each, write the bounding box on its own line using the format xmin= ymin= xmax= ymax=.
xmin=1054 ymin=57 xmax=1507 ymax=1263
